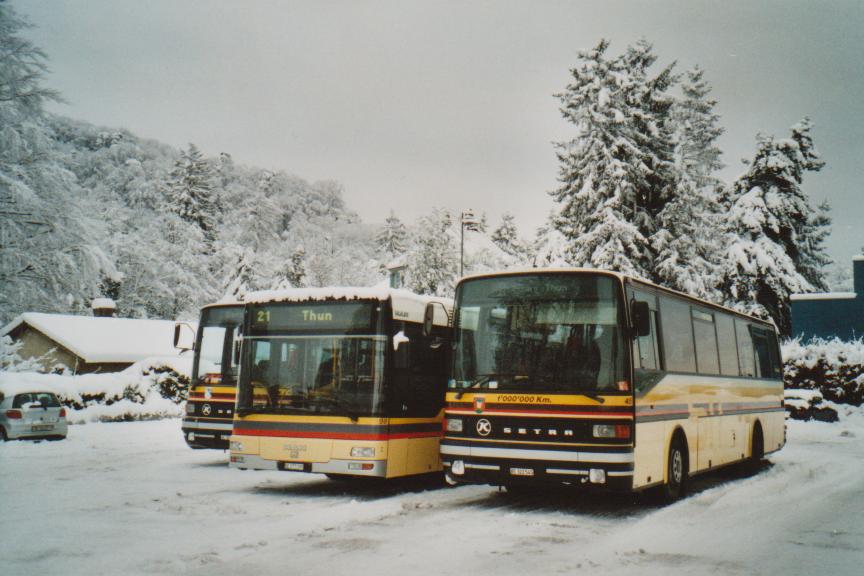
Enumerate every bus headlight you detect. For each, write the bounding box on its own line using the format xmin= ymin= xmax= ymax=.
xmin=593 ymin=424 xmax=630 ymax=439
xmin=451 ymin=460 xmax=465 ymax=475
xmin=186 ymin=403 xmax=195 ymax=414
xmin=445 ymin=419 xmax=463 ymax=433
xmin=230 ymin=440 xmax=244 ymax=452
xmin=351 ymin=447 xmax=375 ymax=458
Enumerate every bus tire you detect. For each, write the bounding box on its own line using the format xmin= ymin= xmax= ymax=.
xmin=662 ymin=432 xmax=688 ymax=502
xmin=744 ymin=422 xmax=764 ymax=474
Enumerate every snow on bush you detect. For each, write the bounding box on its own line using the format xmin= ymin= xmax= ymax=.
xmin=783 ymin=337 xmax=864 ymax=406
xmin=784 ymin=389 xmax=839 ymax=422
xmin=0 ymin=356 xmax=192 ymax=423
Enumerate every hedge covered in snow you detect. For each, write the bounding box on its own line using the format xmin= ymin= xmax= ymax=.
xmin=782 ymin=337 xmax=864 ymax=408
xmin=0 ymin=356 xmax=192 ymax=423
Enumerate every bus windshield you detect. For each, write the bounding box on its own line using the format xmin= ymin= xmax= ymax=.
xmin=237 ymin=301 xmax=386 ymax=416
xmin=192 ymin=306 xmax=244 ymax=386
xmin=452 ymin=273 xmax=626 ymax=393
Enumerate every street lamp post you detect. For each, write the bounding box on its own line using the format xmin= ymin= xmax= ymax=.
xmin=460 ymin=209 xmax=480 ymax=277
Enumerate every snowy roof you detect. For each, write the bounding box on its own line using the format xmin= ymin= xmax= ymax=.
xmin=243 ymin=287 xmax=453 ymax=326
xmin=1 ymin=313 xmax=192 ymax=364
xmin=790 ymin=292 xmax=857 ymax=301
xmin=386 ymin=256 xmax=407 ymax=270
xmin=853 ymin=254 xmax=864 ymax=262
xmin=91 ymin=298 xmax=116 ymax=309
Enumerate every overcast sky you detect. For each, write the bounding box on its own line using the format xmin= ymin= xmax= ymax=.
xmin=13 ymin=0 xmax=864 ymax=266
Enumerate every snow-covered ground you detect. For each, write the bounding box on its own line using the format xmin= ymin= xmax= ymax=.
xmin=2 ymin=411 xmax=863 ymax=576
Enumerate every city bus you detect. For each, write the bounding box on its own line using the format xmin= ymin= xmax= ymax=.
xmin=441 ymin=269 xmax=785 ymax=500
xmin=229 ymin=287 xmax=453 ymax=479
xmin=181 ymin=302 xmax=244 ymax=449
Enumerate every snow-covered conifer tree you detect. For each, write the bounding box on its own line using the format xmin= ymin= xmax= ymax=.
xmin=376 ymin=210 xmax=408 ymax=260
xmin=491 ymin=212 xmax=524 ymax=258
xmin=164 ymin=143 xmax=219 ymax=244
xmin=652 ymin=67 xmax=726 ymax=300
xmin=720 ymin=119 xmax=826 ymax=334
xmin=550 ymin=39 xmax=677 ymax=278
xmin=407 ymin=208 xmax=457 ymax=296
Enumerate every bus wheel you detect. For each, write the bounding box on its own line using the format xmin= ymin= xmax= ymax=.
xmin=662 ymin=434 xmax=688 ymax=502
xmin=744 ymin=423 xmax=764 ymax=474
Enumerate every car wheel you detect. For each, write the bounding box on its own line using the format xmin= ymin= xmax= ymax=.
xmin=0 ymin=427 xmax=7 ymax=442
xmin=662 ymin=433 xmax=688 ymax=502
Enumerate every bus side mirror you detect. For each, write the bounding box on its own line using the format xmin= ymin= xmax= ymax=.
xmin=422 ymin=303 xmax=436 ymax=337
xmin=174 ymin=322 xmax=195 ymax=351
xmin=631 ymin=301 xmax=651 ymax=337
xmin=233 ymin=340 xmax=242 ymax=365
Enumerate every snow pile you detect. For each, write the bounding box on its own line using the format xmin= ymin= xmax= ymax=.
xmin=782 ymin=337 xmax=864 ymax=406
xmin=784 ymin=389 xmax=839 ymax=422
xmin=0 ymin=355 xmax=192 ymax=423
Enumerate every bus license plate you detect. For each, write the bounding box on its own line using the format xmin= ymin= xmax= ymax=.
xmin=510 ymin=467 xmax=534 ymax=476
xmin=32 ymin=425 xmax=53 ymax=432
xmin=284 ymin=462 xmax=304 ymax=471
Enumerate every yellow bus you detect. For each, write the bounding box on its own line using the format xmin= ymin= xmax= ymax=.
xmin=229 ymin=288 xmax=453 ymax=479
xmin=441 ymin=269 xmax=785 ymax=499
xmin=181 ymin=302 xmax=244 ymax=450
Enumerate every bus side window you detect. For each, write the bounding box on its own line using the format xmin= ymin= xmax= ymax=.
xmin=735 ymin=319 xmax=756 ymax=377
xmin=637 ymin=311 xmax=659 ymax=370
xmin=659 ymin=296 xmax=696 ymax=373
xmin=691 ymin=308 xmax=720 ymax=375
xmin=751 ymin=327 xmax=781 ymax=379
xmin=715 ymin=313 xmax=740 ymax=376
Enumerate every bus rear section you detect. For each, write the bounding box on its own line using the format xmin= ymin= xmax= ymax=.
xmin=230 ymin=288 xmax=452 ymax=479
xmin=182 ymin=303 xmax=243 ymax=450
xmin=441 ymin=271 xmax=635 ymax=490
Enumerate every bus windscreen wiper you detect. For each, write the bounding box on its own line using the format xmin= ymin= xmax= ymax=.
xmin=315 ymin=396 xmax=360 ymax=422
xmin=581 ymin=391 xmax=606 ymax=404
xmin=454 ymin=374 xmax=495 ymax=399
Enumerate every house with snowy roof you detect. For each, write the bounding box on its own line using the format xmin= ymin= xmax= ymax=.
xmin=791 ymin=255 xmax=864 ymax=341
xmin=1 ymin=307 xmax=189 ymax=374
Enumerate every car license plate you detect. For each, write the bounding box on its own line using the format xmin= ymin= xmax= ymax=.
xmin=32 ymin=424 xmax=53 ymax=432
xmin=284 ymin=462 xmax=304 ymax=471
xmin=510 ymin=467 xmax=534 ymax=476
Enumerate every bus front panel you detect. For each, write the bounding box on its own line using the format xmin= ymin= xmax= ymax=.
xmin=442 ymin=272 xmax=635 ymax=489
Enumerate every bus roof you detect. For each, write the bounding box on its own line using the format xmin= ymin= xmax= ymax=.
xmin=242 ymin=287 xmax=453 ymax=326
xmin=456 ymin=267 xmax=776 ymax=330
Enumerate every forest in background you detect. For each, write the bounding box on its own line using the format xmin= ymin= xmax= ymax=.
xmin=0 ymin=5 xmax=855 ymax=335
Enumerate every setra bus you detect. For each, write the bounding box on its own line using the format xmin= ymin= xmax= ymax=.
xmin=229 ymin=287 xmax=453 ymax=479
xmin=180 ymin=302 xmax=244 ymax=449
xmin=441 ymin=269 xmax=785 ymax=499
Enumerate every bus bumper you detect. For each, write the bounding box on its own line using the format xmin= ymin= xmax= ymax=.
xmin=441 ymin=444 xmax=634 ymax=491
xmin=182 ymin=418 xmax=233 ymax=450
xmin=229 ymin=453 xmax=388 ymax=477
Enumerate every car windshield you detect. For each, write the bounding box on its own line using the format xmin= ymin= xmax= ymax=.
xmin=237 ymin=301 xmax=386 ymax=416
xmin=452 ymin=273 xmax=626 ymax=393
xmin=192 ymin=306 xmax=244 ymax=386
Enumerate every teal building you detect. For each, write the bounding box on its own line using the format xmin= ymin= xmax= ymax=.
xmin=791 ymin=256 xmax=864 ymax=341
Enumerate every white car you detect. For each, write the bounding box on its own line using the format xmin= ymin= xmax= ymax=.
xmin=0 ymin=385 xmax=68 ymax=441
